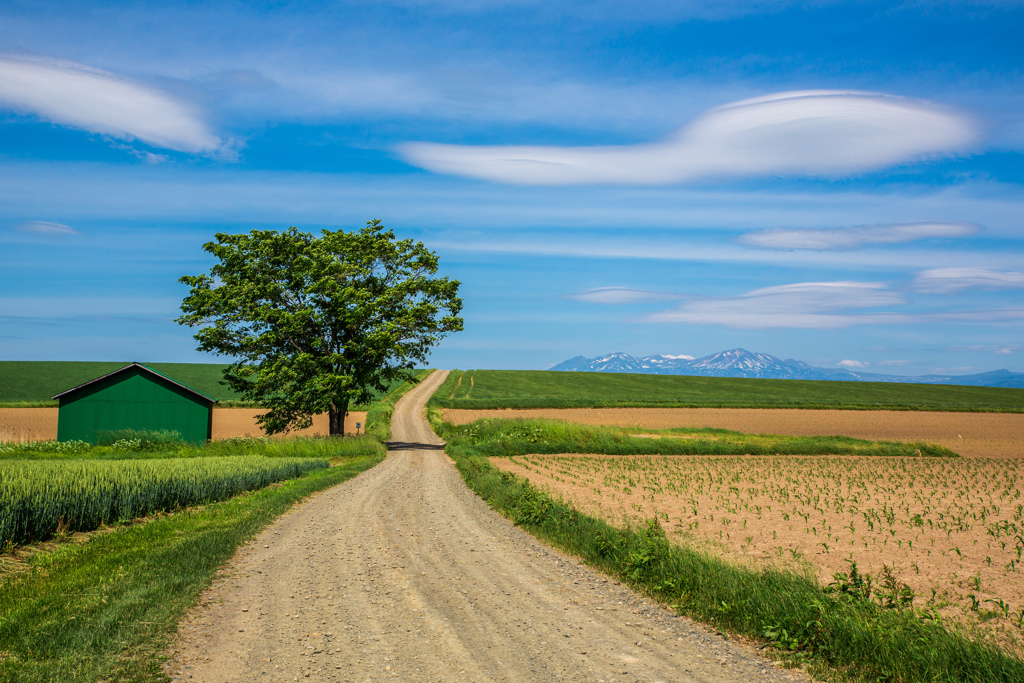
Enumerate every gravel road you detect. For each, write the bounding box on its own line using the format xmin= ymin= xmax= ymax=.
xmin=166 ymin=370 xmax=810 ymax=683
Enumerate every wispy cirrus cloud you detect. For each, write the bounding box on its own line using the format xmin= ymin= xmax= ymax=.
xmin=911 ymin=268 xmax=1024 ymax=293
xmin=15 ymin=220 xmax=80 ymax=237
xmin=565 ymin=287 xmax=683 ymax=304
xmin=947 ymin=344 xmax=1022 ymax=355
xmin=643 ymin=280 xmax=1024 ymax=329
xmin=645 ymin=281 xmax=905 ymax=328
xmin=0 ymin=54 xmax=224 ymax=154
xmin=737 ymin=222 xmax=979 ymax=250
xmin=400 ymin=90 xmax=976 ymax=185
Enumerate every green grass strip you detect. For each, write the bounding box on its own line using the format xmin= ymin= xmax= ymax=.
xmin=443 ymin=417 xmax=958 ymax=458
xmin=0 ymin=451 xmax=383 ymax=683
xmin=435 ymin=421 xmax=1022 ymax=682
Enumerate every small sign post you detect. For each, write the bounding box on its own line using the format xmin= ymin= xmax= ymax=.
xmin=355 ymin=422 xmax=362 ymax=436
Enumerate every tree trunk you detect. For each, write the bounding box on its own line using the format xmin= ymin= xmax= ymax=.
xmin=328 ymin=401 xmax=348 ymax=436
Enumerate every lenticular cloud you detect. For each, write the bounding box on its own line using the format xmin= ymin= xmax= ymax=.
xmin=400 ymin=90 xmax=976 ymax=185
xmin=0 ymin=55 xmax=223 ymax=154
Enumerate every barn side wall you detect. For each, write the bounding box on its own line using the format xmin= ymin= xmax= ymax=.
xmin=56 ymin=368 xmax=212 ymax=443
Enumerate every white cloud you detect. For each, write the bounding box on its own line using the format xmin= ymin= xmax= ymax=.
xmin=737 ymin=222 xmax=979 ymax=250
xmin=644 ymin=280 xmax=1024 ymax=329
xmin=400 ymin=90 xmax=976 ymax=185
xmin=878 ymin=359 xmax=911 ymax=366
xmin=644 ymin=281 xmax=905 ymax=328
xmin=565 ymin=287 xmax=682 ymax=304
xmin=948 ymin=344 xmax=1022 ymax=355
xmin=0 ymin=54 xmax=223 ymax=154
xmin=15 ymin=220 xmax=79 ymax=237
xmin=838 ymin=359 xmax=869 ymax=368
xmin=911 ymin=267 xmax=1024 ymax=293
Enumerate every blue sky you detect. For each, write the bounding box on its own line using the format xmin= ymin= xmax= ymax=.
xmin=1 ymin=1 xmax=1023 ymax=374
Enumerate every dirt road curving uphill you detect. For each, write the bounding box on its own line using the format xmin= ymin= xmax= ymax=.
xmin=167 ymin=371 xmax=808 ymax=683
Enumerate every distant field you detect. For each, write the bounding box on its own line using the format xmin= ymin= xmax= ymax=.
xmin=0 ymin=361 xmax=418 ymax=407
xmin=430 ymin=369 xmax=1024 ymax=412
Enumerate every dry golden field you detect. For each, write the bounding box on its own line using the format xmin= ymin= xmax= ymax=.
xmin=443 ymin=407 xmax=1024 ymax=458
xmin=0 ymin=408 xmax=57 ymax=442
xmin=0 ymin=408 xmax=367 ymax=442
xmin=493 ymin=452 xmax=1024 ymax=649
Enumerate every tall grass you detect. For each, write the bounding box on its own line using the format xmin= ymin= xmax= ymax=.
xmin=0 ymin=456 xmax=329 ymax=548
xmin=442 ymin=426 xmax=1024 ymax=682
xmin=440 ymin=416 xmax=958 ymax=458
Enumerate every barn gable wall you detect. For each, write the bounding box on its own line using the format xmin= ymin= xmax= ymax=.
xmin=57 ymin=366 xmax=212 ymax=443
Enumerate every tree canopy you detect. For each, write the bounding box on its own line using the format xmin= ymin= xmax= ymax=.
xmin=177 ymin=220 xmax=463 ymax=435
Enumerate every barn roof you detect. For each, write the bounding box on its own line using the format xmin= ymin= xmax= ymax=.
xmin=51 ymin=362 xmax=218 ymax=403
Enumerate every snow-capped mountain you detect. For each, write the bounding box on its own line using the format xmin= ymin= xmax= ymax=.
xmin=549 ymin=349 xmax=1024 ymax=387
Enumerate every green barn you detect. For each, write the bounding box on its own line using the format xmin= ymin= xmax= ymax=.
xmin=53 ymin=363 xmax=216 ymax=443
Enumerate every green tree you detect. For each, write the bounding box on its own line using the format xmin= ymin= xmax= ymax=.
xmin=176 ymin=220 xmax=463 ymax=435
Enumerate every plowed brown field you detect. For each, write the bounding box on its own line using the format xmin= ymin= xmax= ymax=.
xmin=0 ymin=408 xmax=367 ymax=442
xmin=492 ymin=453 xmax=1024 ymax=653
xmin=443 ymin=407 xmax=1024 ymax=458
xmin=209 ymin=409 xmax=367 ymax=439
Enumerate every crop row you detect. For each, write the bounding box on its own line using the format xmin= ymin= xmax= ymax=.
xmin=0 ymin=456 xmax=328 ymax=548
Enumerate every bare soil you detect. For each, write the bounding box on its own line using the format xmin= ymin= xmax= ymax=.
xmin=443 ymin=408 xmax=1024 ymax=458
xmin=0 ymin=408 xmax=57 ymax=442
xmin=492 ymin=453 xmax=1024 ymax=654
xmin=164 ymin=371 xmax=809 ymax=683
xmin=210 ymin=409 xmax=367 ymax=439
xmin=0 ymin=408 xmax=367 ymax=442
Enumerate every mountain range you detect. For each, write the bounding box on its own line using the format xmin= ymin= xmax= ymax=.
xmin=550 ymin=349 xmax=1024 ymax=388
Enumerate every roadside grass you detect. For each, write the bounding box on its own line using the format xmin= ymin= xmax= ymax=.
xmin=0 ymin=361 xmax=421 ymax=407
xmin=431 ymin=369 xmax=1024 ymax=413
xmin=434 ymin=411 xmax=1024 ymax=682
xmin=0 ymin=452 xmax=383 ymax=683
xmin=442 ymin=416 xmax=958 ymax=458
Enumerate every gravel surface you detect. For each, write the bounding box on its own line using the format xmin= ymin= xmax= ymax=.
xmin=165 ymin=371 xmax=811 ymax=683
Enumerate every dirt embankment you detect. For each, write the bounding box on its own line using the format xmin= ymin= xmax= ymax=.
xmin=164 ymin=371 xmax=807 ymax=683
xmin=0 ymin=408 xmax=367 ymax=442
xmin=443 ymin=407 xmax=1024 ymax=458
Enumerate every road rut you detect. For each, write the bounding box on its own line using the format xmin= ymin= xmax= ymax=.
xmin=167 ymin=370 xmax=808 ymax=683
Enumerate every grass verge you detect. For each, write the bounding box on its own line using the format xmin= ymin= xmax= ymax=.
xmin=0 ymin=451 xmax=383 ymax=683
xmin=442 ymin=416 xmax=958 ymax=458
xmin=434 ymin=411 xmax=1022 ymax=682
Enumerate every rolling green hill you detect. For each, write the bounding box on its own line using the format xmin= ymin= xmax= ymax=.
xmin=430 ymin=369 xmax=1024 ymax=412
xmin=0 ymin=361 xmax=417 ymax=407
